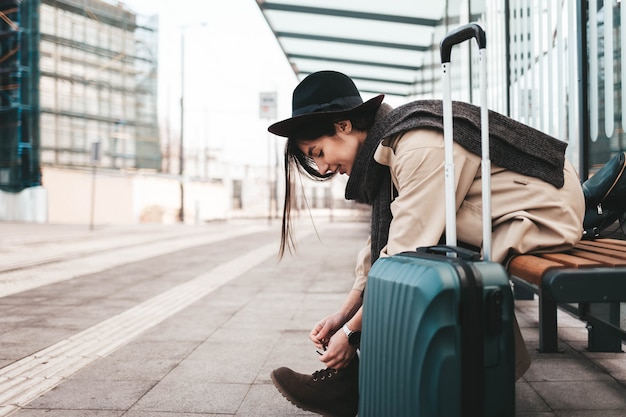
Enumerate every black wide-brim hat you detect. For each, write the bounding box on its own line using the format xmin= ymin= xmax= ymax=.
xmin=268 ymin=70 xmax=384 ymax=138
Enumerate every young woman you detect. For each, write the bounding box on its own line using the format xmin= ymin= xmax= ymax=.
xmin=268 ymin=70 xmax=585 ymax=417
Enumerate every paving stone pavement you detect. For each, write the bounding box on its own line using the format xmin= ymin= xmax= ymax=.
xmin=0 ymin=219 xmax=624 ymax=416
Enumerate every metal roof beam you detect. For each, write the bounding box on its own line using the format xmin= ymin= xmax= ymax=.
xmin=258 ymin=2 xmax=440 ymax=27
xmin=359 ymin=88 xmax=410 ymax=97
xmin=298 ymin=71 xmax=415 ymax=86
xmin=287 ymin=53 xmax=423 ymax=71
xmin=276 ymin=31 xmax=429 ymax=51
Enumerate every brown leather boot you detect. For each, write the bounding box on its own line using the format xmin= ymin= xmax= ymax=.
xmin=270 ymin=357 xmax=359 ymax=417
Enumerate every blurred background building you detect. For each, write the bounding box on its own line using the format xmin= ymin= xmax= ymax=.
xmin=0 ymin=0 xmax=41 ymax=196
xmin=0 ymin=0 xmax=624 ymax=226
xmin=0 ymin=0 xmax=168 ymax=223
xmin=38 ymin=0 xmax=159 ymax=171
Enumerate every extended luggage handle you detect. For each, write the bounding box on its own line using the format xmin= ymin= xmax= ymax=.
xmin=440 ymin=23 xmax=492 ymax=262
xmin=440 ymin=24 xmax=486 ymax=63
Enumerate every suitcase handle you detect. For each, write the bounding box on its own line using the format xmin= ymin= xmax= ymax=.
xmin=440 ymin=23 xmax=492 ymax=262
xmin=440 ymin=23 xmax=486 ymax=63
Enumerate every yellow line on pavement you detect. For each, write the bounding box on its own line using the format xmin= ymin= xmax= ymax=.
xmin=0 ymin=238 xmax=288 ymax=416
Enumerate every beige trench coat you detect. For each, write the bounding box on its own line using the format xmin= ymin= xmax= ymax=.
xmin=353 ymin=128 xmax=585 ymax=379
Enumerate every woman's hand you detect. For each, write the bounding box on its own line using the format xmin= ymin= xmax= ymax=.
xmin=318 ymin=328 xmax=356 ymax=369
xmin=309 ymin=312 xmax=345 ymax=349
xmin=309 ymin=289 xmax=364 ymax=349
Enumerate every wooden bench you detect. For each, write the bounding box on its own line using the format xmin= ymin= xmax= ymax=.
xmin=508 ymin=238 xmax=626 ymax=353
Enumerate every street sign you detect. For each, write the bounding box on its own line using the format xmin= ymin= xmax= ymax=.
xmin=259 ymin=92 xmax=277 ymax=120
xmin=90 ymin=141 xmax=101 ymax=163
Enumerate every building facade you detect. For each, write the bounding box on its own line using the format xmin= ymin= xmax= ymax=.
xmin=0 ymin=0 xmax=40 ymax=193
xmin=38 ymin=0 xmax=159 ymax=171
xmin=0 ymin=0 xmax=159 ymax=196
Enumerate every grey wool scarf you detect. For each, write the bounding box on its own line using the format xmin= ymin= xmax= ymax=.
xmin=345 ymin=99 xmax=568 ymax=265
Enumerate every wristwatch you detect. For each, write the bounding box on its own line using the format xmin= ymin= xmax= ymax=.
xmin=342 ymin=323 xmax=361 ymax=348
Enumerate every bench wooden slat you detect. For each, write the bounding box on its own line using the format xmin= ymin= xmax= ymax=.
xmin=574 ymin=242 xmax=626 ymax=260
xmin=539 ymin=252 xmax=603 ymax=268
xmin=568 ymin=249 xmax=626 ymax=267
xmin=578 ymin=239 xmax=626 ymax=252
xmin=597 ymin=238 xmax=626 ymax=248
xmin=508 ymin=255 xmax=566 ymax=286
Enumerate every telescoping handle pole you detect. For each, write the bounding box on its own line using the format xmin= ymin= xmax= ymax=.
xmin=439 ymin=23 xmax=492 ymax=262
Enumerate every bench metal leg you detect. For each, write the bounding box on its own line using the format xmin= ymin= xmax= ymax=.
xmin=586 ymin=303 xmax=624 ymax=352
xmin=538 ymin=289 xmax=561 ymax=353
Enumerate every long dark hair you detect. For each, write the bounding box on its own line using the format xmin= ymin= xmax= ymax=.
xmin=278 ymin=111 xmax=377 ymax=258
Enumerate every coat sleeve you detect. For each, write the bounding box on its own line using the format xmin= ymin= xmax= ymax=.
xmin=378 ymin=129 xmax=480 ymax=259
xmin=352 ymin=236 xmax=371 ymax=291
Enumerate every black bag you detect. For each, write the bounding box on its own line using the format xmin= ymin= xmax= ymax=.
xmin=582 ymin=152 xmax=626 ymax=238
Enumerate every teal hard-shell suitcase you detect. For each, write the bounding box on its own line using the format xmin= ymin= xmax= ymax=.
xmin=358 ymin=24 xmax=515 ymax=416
xmin=359 ymin=248 xmax=515 ymax=416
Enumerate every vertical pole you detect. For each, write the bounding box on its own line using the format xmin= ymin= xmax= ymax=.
xmin=204 ymin=106 xmax=209 ymax=180
xmin=576 ymin=0 xmax=590 ymax=180
xmin=165 ymin=85 xmax=171 ymax=173
xmin=467 ymin=0 xmax=473 ymax=104
xmin=89 ymin=163 xmax=97 ymax=230
xmin=504 ymin=0 xmax=512 ymax=116
xmin=89 ymin=141 xmax=100 ymax=231
xmin=274 ymin=132 xmax=279 ymax=220
xmin=267 ymin=132 xmax=272 ymax=225
xmin=179 ymin=30 xmax=185 ymax=223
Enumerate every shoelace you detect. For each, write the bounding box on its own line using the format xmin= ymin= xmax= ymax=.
xmin=312 ymin=368 xmax=339 ymax=382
